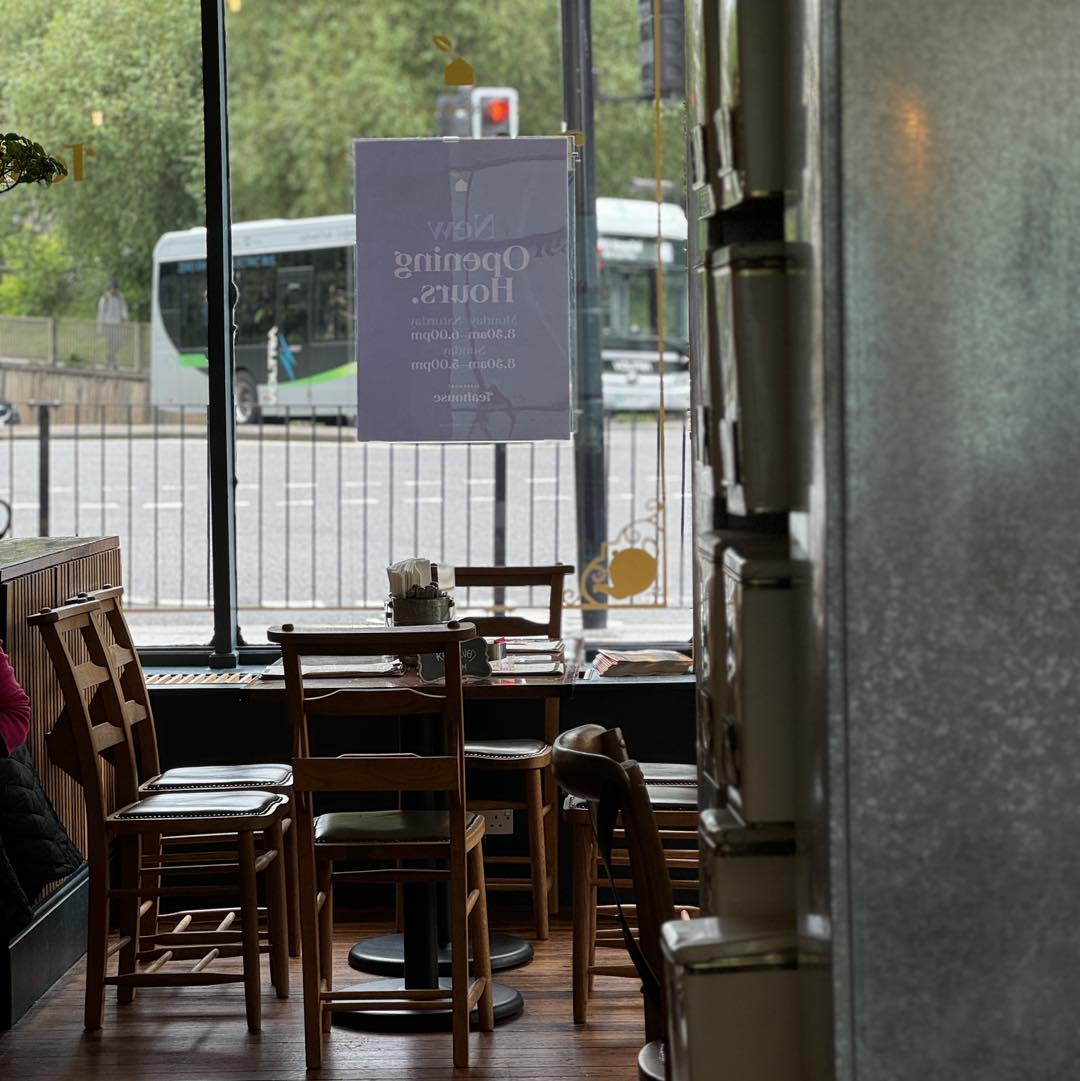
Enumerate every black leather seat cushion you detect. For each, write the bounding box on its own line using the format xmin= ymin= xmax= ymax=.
xmin=464 ymin=739 xmax=549 ymax=759
xmin=315 ymin=809 xmax=481 ymax=844
xmin=112 ymin=790 xmax=284 ymax=819
xmin=638 ymin=761 xmax=696 ymax=786
xmin=147 ymin=763 xmax=293 ymax=789
xmin=565 ymin=784 xmax=697 ymax=812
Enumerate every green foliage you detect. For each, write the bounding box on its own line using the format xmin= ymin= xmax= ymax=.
xmin=0 ymin=133 xmax=67 ymax=194
xmin=0 ymin=226 xmax=78 ymax=315
xmin=0 ymin=0 xmax=685 ymax=318
xmin=2 ymin=0 xmax=204 ymax=318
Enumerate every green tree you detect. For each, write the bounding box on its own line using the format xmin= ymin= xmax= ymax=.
xmin=224 ymin=0 xmax=682 ymax=220
xmin=3 ymin=0 xmax=204 ymax=318
xmin=0 ymin=226 xmax=76 ymax=315
xmin=0 ymin=0 xmax=684 ymax=319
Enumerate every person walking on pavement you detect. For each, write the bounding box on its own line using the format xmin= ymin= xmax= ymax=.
xmin=96 ymin=279 xmax=129 ymax=368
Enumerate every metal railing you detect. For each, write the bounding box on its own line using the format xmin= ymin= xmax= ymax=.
xmin=0 ymin=316 xmax=151 ymax=372
xmin=0 ymin=402 xmax=692 ymax=636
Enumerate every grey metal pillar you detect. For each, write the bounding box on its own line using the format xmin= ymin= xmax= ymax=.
xmin=200 ymin=0 xmax=240 ymax=666
xmin=561 ymin=0 xmax=607 ymax=629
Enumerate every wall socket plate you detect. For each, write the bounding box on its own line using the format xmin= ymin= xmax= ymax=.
xmin=483 ymin=809 xmax=514 ymax=835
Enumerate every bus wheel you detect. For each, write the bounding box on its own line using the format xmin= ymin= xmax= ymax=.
xmin=234 ymin=370 xmax=260 ymax=425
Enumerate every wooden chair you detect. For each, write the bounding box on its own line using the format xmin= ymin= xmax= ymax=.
xmin=454 ymin=564 xmax=573 ymax=938
xmin=552 ymin=725 xmax=683 ymax=1049
xmin=268 ymin=621 xmax=494 ymax=1070
xmin=563 ymin=767 xmax=699 ymax=1023
xmin=29 ymin=597 xmax=290 ymax=1032
xmin=74 ymin=585 xmax=300 ymax=958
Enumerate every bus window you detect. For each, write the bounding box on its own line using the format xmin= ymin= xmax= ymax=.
xmin=276 ymin=267 xmax=313 ymax=355
xmin=600 ymin=259 xmax=689 ymax=348
xmin=179 ymin=268 xmax=208 ymax=351
xmin=314 ymin=248 xmax=352 ymax=341
xmin=234 ymin=264 xmax=276 ymax=345
xmin=158 ymin=263 xmax=184 ymax=345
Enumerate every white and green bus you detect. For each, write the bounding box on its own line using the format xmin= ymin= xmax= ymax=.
xmin=152 ymin=214 xmax=357 ymax=423
xmin=150 ymin=199 xmax=688 ymax=422
xmin=595 ymin=197 xmax=689 ymax=413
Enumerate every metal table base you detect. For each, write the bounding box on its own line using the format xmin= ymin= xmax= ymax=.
xmin=348 ymin=931 xmax=534 ymax=976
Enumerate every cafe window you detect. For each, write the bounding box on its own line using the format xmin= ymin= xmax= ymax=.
xmin=0 ymin=0 xmax=213 ymax=647
xmin=0 ymin=0 xmax=690 ymax=651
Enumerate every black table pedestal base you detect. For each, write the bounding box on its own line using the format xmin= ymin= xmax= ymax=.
xmin=348 ymin=931 xmax=534 ymax=976
xmin=330 ymin=978 xmax=524 ymax=1032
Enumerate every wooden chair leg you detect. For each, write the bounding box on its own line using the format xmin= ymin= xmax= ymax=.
xmin=450 ymin=841 xmax=471 ymax=1068
xmin=139 ymin=830 xmax=162 ymax=947
xmin=84 ymin=851 xmax=110 ymax=1031
xmin=468 ymin=843 xmax=495 ymax=1031
xmin=543 ymin=701 xmax=560 ymax=915
xmin=571 ymin=821 xmax=592 ymax=1024
xmin=284 ymin=809 xmax=302 ymax=957
xmin=525 ymin=768 xmax=549 ymax=940
xmin=297 ymin=816 xmax=324 ymax=1069
xmin=587 ymin=836 xmax=598 ymax=996
xmin=266 ymin=822 xmax=290 ymax=999
xmin=317 ymin=859 xmax=333 ymax=1034
xmin=238 ymin=831 xmax=263 ymax=1033
xmin=116 ymin=834 xmax=142 ymax=1005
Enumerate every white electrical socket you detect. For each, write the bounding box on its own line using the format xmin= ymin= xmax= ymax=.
xmin=483 ymin=809 xmax=514 ymax=835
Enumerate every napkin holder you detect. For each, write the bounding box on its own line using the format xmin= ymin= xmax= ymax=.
xmin=387 ymin=594 xmax=454 ymax=627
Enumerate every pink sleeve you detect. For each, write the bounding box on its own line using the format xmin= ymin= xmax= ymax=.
xmin=0 ymin=642 xmax=31 ymax=756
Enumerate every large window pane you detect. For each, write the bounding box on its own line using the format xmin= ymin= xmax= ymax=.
xmin=0 ymin=0 xmax=211 ymax=647
xmin=214 ymin=0 xmax=690 ymax=644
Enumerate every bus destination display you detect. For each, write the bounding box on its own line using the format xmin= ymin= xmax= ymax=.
xmin=353 ymin=137 xmax=573 ymax=442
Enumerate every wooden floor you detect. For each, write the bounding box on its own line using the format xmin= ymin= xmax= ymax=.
xmin=0 ymin=918 xmax=646 ymax=1080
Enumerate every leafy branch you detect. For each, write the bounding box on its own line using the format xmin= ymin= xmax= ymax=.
xmin=0 ymin=132 xmax=67 ymax=195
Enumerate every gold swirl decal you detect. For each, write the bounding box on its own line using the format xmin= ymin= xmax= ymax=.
xmin=571 ymin=499 xmax=668 ymax=610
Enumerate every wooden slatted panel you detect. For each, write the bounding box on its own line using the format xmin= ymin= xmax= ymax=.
xmin=4 ymin=544 xmax=122 ymax=866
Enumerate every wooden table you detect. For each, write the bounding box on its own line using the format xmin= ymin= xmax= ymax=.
xmin=255 ymin=640 xmax=581 ymax=1029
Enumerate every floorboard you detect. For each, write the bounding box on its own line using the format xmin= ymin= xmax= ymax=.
xmin=0 ymin=918 xmax=646 ymax=1080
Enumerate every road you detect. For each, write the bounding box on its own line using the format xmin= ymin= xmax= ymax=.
xmin=0 ymin=417 xmax=694 ymax=645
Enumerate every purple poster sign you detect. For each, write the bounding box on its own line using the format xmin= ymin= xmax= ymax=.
xmin=354 ymin=138 xmax=572 ymax=442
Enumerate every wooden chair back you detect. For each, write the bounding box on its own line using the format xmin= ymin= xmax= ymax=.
xmin=27 ymin=598 xmax=142 ymax=862
xmin=552 ymin=723 xmax=676 ymax=1041
xmin=453 ymin=565 xmax=573 ymax=638
xmin=267 ymin=622 xmax=476 ymax=804
xmin=70 ymin=585 xmax=162 ymax=781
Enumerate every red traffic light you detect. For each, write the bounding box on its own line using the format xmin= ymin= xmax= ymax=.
xmin=486 ymin=98 xmax=511 ymax=125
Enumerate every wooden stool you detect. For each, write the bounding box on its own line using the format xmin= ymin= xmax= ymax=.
xmin=456 ymin=564 xmax=573 ymax=939
xmin=564 ymin=769 xmax=698 ymax=1024
xmin=464 ymin=738 xmax=552 ymax=939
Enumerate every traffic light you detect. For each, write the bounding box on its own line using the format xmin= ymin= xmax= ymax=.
xmin=470 ymin=87 xmax=518 ymax=138
xmin=638 ymin=0 xmax=685 ymax=101
xmin=437 ymin=91 xmax=472 ymax=137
